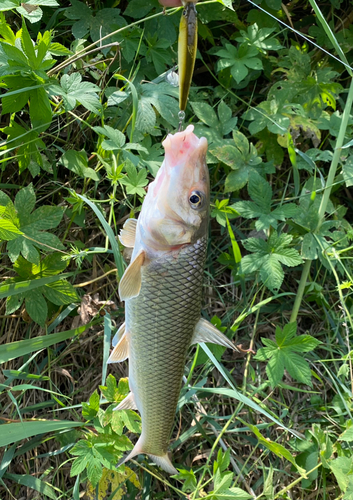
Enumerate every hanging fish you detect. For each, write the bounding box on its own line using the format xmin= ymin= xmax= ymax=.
xmin=108 ymin=125 xmax=237 ymax=474
xmin=178 ymin=0 xmax=198 ymax=112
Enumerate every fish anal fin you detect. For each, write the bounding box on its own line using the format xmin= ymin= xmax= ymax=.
xmin=117 ymin=437 xmax=178 ymax=475
xmin=119 ymin=219 xmax=137 ymax=248
xmin=113 ymin=392 xmax=137 ymax=411
xmin=192 ymin=318 xmax=238 ymax=351
xmin=148 ymin=453 xmax=178 ymax=475
xmin=118 ymin=250 xmax=145 ymax=301
xmin=108 ymin=332 xmax=129 ymax=363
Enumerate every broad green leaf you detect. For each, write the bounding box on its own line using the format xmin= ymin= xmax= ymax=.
xmin=43 ymin=280 xmax=79 ymax=305
xmin=260 ymin=254 xmax=284 ymax=291
xmin=248 ymin=171 xmax=272 ymax=210
xmin=266 ymin=350 xmax=285 ymax=387
xmin=29 ymin=87 xmax=52 ymax=133
xmin=0 ymin=218 xmax=23 ymax=240
xmin=60 ymin=150 xmax=100 ymax=181
xmin=25 ymin=288 xmax=48 ymax=327
xmin=190 ymin=101 xmax=219 ymax=129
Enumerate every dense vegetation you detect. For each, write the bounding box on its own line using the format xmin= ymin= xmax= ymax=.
xmin=0 ymin=0 xmax=353 ymax=498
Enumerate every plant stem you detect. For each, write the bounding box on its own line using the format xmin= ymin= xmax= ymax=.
xmin=290 ymin=77 xmax=353 ymax=323
xmin=290 ymin=259 xmax=311 ymax=323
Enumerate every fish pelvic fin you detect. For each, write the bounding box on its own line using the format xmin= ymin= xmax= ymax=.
xmin=107 ymin=331 xmax=128 ymax=363
xmin=192 ymin=318 xmax=238 ymax=352
xmin=119 ymin=218 xmax=137 ymax=248
xmin=117 ymin=437 xmax=178 ymax=475
xmin=118 ymin=249 xmax=145 ymax=301
xmin=111 ymin=322 xmax=125 ymax=347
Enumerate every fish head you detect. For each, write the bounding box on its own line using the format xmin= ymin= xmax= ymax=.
xmin=139 ymin=125 xmax=209 ymax=251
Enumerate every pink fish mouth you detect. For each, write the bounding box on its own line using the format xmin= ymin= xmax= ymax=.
xmin=162 ymin=125 xmax=207 ymax=168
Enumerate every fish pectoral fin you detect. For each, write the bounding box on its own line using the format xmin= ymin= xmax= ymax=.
xmin=113 ymin=392 xmax=137 ymax=411
xmin=112 ymin=322 xmax=125 ymax=347
xmin=107 ymin=332 xmax=129 ymax=363
xmin=148 ymin=454 xmax=178 ymax=475
xmin=118 ymin=250 xmax=145 ymax=301
xmin=192 ymin=318 xmax=238 ymax=351
xmin=119 ymin=218 xmax=137 ymax=248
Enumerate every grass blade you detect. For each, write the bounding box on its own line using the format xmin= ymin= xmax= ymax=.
xmin=0 ymin=420 xmax=82 ymax=448
xmin=4 ymin=473 xmax=58 ymax=499
xmin=0 ymin=273 xmax=74 ymax=299
xmin=0 ymin=322 xmax=95 ymax=364
xmin=199 ymin=343 xmax=302 ymax=438
xmin=77 ymin=194 xmax=124 ymax=278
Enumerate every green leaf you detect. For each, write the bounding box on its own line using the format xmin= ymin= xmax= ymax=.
xmin=120 ymin=161 xmax=148 ymax=197
xmin=43 ymin=280 xmax=79 ymax=305
xmin=260 ymin=254 xmax=284 ymax=291
xmin=20 ymin=19 xmax=36 ymax=66
xmin=190 ymin=101 xmax=219 ymax=128
xmin=93 ymin=125 xmax=125 ymax=151
xmin=60 ymin=150 xmax=100 ymax=181
xmin=266 ymin=350 xmax=285 ymax=387
xmin=210 ymin=487 xmax=252 ymax=499
xmin=49 ymin=73 xmax=101 ymax=114
xmin=25 ymin=289 xmax=48 ymax=326
xmin=255 ymin=322 xmax=319 ymax=387
xmin=29 ymin=87 xmax=52 ymax=133
xmin=248 ymin=171 xmax=272 ymax=210
xmin=342 ymin=156 xmax=353 ymax=187
xmin=245 ymin=421 xmax=305 ymax=475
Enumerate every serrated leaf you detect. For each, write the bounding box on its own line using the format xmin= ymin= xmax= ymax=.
xmin=284 ymin=352 xmax=312 ymax=385
xmin=248 ymin=171 xmax=272 ymax=210
xmin=260 ymin=254 xmax=284 ymax=291
xmin=266 ymin=350 xmax=285 ymax=387
xmin=49 ymin=72 xmax=101 ymax=114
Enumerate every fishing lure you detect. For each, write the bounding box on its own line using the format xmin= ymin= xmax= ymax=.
xmin=178 ymin=0 xmax=198 ymax=114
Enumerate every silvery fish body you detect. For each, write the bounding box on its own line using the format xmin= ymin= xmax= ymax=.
xmin=108 ymin=125 xmax=235 ymax=474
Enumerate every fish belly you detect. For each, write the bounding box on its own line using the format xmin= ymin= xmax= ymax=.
xmin=126 ymin=236 xmax=207 ymax=456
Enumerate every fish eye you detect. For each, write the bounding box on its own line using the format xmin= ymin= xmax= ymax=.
xmin=189 ymin=191 xmax=203 ymax=209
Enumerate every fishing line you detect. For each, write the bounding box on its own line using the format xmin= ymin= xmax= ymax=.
xmin=246 ymin=0 xmax=353 ymax=73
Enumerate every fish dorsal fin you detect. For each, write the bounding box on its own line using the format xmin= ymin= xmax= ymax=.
xmin=192 ymin=318 xmax=238 ymax=351
xmin=107 ymin=332 xmax=129 ymax=363
xmin=119 ymin=250 xmax=145 ymax=301
xmin=119 ymin=218 xmax=137 ymax=248
xmin=112 ymin=322 xmax=125 ymax=347
xmin=113 ymin=392 xmax=137 ymax=411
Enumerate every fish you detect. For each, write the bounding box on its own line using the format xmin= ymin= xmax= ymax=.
xmin=178 ymin=1 xmax=198 ymax=112
xmin=108 ymin=125 xmax=236 ymax=474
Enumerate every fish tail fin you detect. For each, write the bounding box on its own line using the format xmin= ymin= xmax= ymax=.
xmin=117 ymin=437 xmax=178 ymax=475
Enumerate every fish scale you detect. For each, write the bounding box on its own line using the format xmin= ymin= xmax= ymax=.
xmin=126 ymin=236 xmax=207 ymax=457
